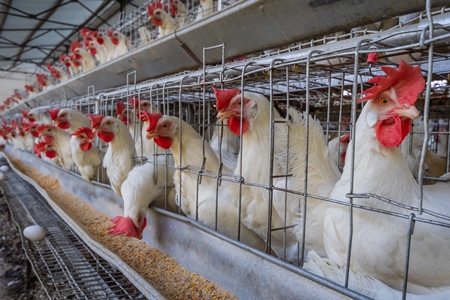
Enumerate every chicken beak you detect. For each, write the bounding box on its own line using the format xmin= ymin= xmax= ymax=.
xmin=397 ymin=106 xmax=420 ymax=120
xmin=217 ymin=110 xmax=234 ymax=122
xmin=146 ymin=131 xmax=158 ymax=140
xmin=92 ymin=127 xmax=101 ymax=133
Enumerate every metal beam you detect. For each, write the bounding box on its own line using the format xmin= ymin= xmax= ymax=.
xmin=1 ymin=28 xmax=76 ymax=31
xmin=0 ymin=68 xmax=38 ymax=75
xmin=0 ymin=11 xmax=78 ymax=28
xmin=35 ymin=0 xmax=72 ymax=18
xmin=76 ymin=0 xmax=111 ymax=27
xmin=44 ymin=0 xmax=120 ymax=66
xmin=11 ymin=0 xmax=65 ymax=69
xmin=0 ymin=0 xmax=12 ymax=37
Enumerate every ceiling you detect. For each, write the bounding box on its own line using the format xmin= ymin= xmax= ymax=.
xmin=0 ymin=0 xmax=147 ymax=97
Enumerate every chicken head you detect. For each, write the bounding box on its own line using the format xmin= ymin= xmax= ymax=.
xmin=71 ymin=127 xmax=95 ymax=151
xmin=144 ymin=112 xmax=177 ymax=149
xmin=108 ymin=211 xmax=147 ymax=239
xmin=358 ymin=60 xmax=425 ymax=147
xmin=89 ymin=114 xmax=119 ymax=143
xmin=214 ymin=87 xmax=257 ymax=136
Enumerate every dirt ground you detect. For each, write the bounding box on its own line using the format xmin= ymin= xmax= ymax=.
xmin=0 ymin=193 xmax=47 ymax=300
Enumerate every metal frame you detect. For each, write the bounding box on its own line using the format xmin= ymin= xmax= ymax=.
xmin=1 ymin=2 xmax=450 ymax=299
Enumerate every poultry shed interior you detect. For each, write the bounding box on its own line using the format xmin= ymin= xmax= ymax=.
xmin=1 ymin=0 xmax=450 ymax=299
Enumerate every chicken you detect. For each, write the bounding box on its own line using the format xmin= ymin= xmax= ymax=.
xmin=401 ymin=117 xmax=447 ymax=183
xmin=195 ymin=0 xmax=216 ymax=21
xmin=304 ymin=249 xmax=450 ymax=300
xmin=209 ymin=121 xmax=239 ymax=171
xmin=170 ymin=0 xmax=192 ymax=28
xmin=70 ymin=41 xmax=96 ymax=73
xmin=147 ymin=2 xmax=176 ymax=38
xmin=22 ymin=108 xmax=51 ymax=124
xmin=145 ymin=113 xmax=267 ymax=252
xmin=109 ymin=164 xmax=156 ymax=239
xmin=214 ymin=87 xmax=301 ymax=262
xmin=328 ymin=132 xmax=350 ymax=169
xmin=20 ymin=122 xmax=35 ymax=152
xmin=36 ymin=124 xmax=74 ymax=170
xmin=35 ymin=74 xmax=53 ymax=89
xmin=24 ymin=84 xmax=39 ymax=97
xmin=88 ymin=114 xmax=134 ymax=196
xmin=138 ymin=26 xmax=153 ymax=46
xmin=33 ymin=141 xmax=47 ymax=158
xmin=47 ymin=64 xmax=69 ymax=82
xmin=8 ymin=121 xmax=26 ymax=151
xmin=321 ymin=62 xmax=450 ymax=293
xmin=436 ymin=118 xmax=449 ymax=157
xmin=96 ymin=31 xmax=117 ymax=61
xmin=70 ymin=127 xmax=101 ymax=182
xmin=60 ymin=54 xmax=79 ymax=77
xmin=107 ymin=30 xmax=130 ymax=57
xmin=47 ymin=108 xmax=91 ymax=133
xmin=85 ymin=36 xmax=109 ymax=65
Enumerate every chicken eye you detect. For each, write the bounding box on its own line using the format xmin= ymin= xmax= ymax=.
xmin=162 ymin=123 xmax=167 ymax=128
xmin=379 ymin=97 xmax=389 ymax=106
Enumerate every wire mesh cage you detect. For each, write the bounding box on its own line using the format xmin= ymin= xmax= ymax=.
xmin=1 ymin=1 xmax=450 ymax=299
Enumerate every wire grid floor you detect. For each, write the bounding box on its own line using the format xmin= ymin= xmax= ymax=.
xmin=0 ymin=158 xmax=146 ymax=299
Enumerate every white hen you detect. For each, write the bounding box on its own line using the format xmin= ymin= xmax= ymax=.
xmin=146 ymin=113 xmax=266 ymax=251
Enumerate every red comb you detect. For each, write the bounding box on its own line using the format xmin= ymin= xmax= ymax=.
xmin=47 ymin=109 xmax=60 ymax=121
xmin=70 ymin=41 xmax=83 ymax=53
xmin=107 ymin=30 xmax=114 ymax=37
xmin=81 ymin=28 xmax=95 ymax=37
xmin=147 ymin=1 xmax=164 ymax=17
xmin=36 ymin=124 xmax=48 ymax=135
xmin=128 ymin=96 xmax=140 ymax=109
xmin=22 ymin=122 xmax=30 ymax=132
xmin=21 ymin=110 xmax=29 ymax=118
xmin=169 ymin=0 xmax=178 ymax=16
xmin=116 ymin=101 xmax=126 ymax=115
xmin=340 ymin=132 xmax=351 ymax=143
xmin=358 ymin=60 xmax=425 ymax=106
xmin=34 ymin=141 xmax=47 ymax=153
xmin=145 ymin=113 xmax=162 ymax=132
xmin=108 ymin=216 xmax=141 ymax=239
xmin=47 ymin=64 xmax=54 ymax=72
xmin=212 ymin=86 xmax=241 ymax=110
xmin=86 ymin=114 xmax=105 ymax=129
xmin=71 ymin=127 xmax=94 ymax=139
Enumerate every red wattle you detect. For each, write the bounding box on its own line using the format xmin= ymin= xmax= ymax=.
xmin=46 ymin=150 xmax=57 ymax=158
xmin=154 ymin=136 xmax=172 ymax=149
xmin=43 ymin=136 xmax=55 ymax=143
xmin=57 ymin=121 xmax=70 ymax=129
xmin=111 ymin=38 xmax=119 ymax=45
xmin=376 ymin=115 xmax=406 ymax=147
xmin=31 ymin=131 xmax=39 ymax=138
xmin=152 ymin=19 xmax=163 ymax=27
xmin=98 ymin=131 xmax=115 ymax=143
xmin=80 ymin=142 xmax=92 ymax=151
xmin=228 ymin=116 xmax=248 ymax=136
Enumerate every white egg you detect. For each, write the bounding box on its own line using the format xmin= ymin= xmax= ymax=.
xmin=0 ymin=172 xmax=5 ymax=181
xmin=0 ymin=165 xmax=9 ymax=172
xmin=23 ymin=225 xmax=46 ymax=241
